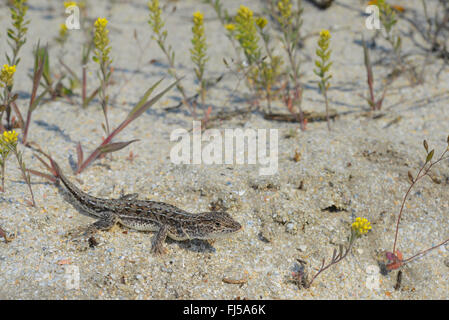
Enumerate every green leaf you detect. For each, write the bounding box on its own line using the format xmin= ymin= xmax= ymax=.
xmin=98 ymin=140 xmax=139 ymax=155
xmin=30 ymin=88 xmax=49 ymax=112
xmin=126 ymin=78 xmax=179 ymax=121
xmin=426 ymin=149 xmax=434 ymax=163
xmin=423 ymin=140 xmax=428 ymax=152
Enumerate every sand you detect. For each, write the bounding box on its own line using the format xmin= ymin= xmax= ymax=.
xmin=0 ymin=0 xmax=448 ymax=299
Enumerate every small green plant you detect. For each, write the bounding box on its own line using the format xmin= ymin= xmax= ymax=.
xmin=403 ymin=0 xmax=449 ymax=82
xmin=6 ymin=0 xmax=29 ymax=67
xmin=292 ymin=217 xmax=371 ymax=288
xmin=271 ymin=0 xmax=306 ymax=130
xmin=58 ymin=1 xmax=99 ymax=108
xmin=3 ymin=0 xmax=29 ymax=128
xmin=14 ymin=43 xmax=49 ymax=145
xmin=361 ymin=36 xmax=388 ymax=111
xmin=0 ymin=131 xmax=13 ymax=192
xmin=255 ymin=17 xmax=283 ymax=113
xmin=314 ymin=29 xmax=332 ymax=130
xmin=204 ymin=0 xmax=241 ymax=65
xmin=385 ymin=137 xmax=449 ymax=272
xmin=190 ymin=11 xmax=209 ymax=108
xmin=93 ymin=17 xmax=113 ymax=136
xmin=419 ymin=0 xmax=449 ymax=60
xmin=148 ymin=0 xmax=191 ymax=114
xmin=226 ymin=5 xmax=282 ymax=113
xmin=72 ymin=79 xmax=179 ymax=174
xmin=55 ymin=23 xmax=69 ymax=47
xmin=60 ymin=38 xmax=97 ymax=108
xmin=232 ymin=5 xmax=261 ymax=68
xmin=37 ymin=43 xmax=72 ymax=100
xmin=0 ymin=130 xmax=35 ymax=206
xmin=377 ymin=0 xmax=402 ymax=68
xmin=0 ymin=64 xmax=18 ymax=131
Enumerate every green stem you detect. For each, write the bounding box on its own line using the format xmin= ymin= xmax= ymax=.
xmin=323 ymin=87 xmax=330 ymax=131
xmin=13 ymin=148 xmax=35 ymax=206
xmin=1 ymin=162 xmax=5 ymax=192
xmin=100 ymin=62 xmax=110 ymax=136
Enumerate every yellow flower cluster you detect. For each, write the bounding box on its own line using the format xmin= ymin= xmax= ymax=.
xmin=95 ymin=17 xmax=108 ymax=29
xmin=237 ymin=5 xmax=253 ymax=21
xmin=224 ymin=24 xmax=235 ymax=32
xmin=63 ymin=1 xmax=77 ymax=8
xmin=190 ymin=11 xmax=208 ymax=82
xmin=234 ymin=5 xmax=260 ymax=64
xmin=277 ymin=0 xmax=292 ymax=25
xmin=59 ymin=23 xmax=68 ymax=38
xmin=148 ymin=0 xmax=164 ymax=35
xmin=352 ymin=217 xmax=372 ymax=236
xmin=2 ymin=130 xmax=18 ymax=145
xmin=314 ymin=29 xmax=332 ymax=87
xmin=256 ymin=17 xmax=268 ymax=29
xmin=93 ymin=17 xmax=111 ymax=65
xmin=193 ymin=11 xmax=203 ymax=25
xmin=319 ymin=29 xmax=331 ymax=41
xmin=0 ymin=64 xmax=16 ymax=88
xmin=64 ymin=1 xmax=86 ymax=9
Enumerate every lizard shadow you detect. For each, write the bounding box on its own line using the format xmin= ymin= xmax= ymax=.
xmin=55 ymin=181 xmax=107 ymax=221
xmin=169 ymin=238 xmax=217 ymax=254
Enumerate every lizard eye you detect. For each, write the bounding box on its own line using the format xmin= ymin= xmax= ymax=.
xmin=215 ymin=222 xmax=221 ymax=227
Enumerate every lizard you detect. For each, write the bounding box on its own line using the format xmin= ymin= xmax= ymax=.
xmin=50 ymin=159 xmax=242 ymax=254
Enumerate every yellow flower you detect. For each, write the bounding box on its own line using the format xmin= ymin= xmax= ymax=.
xmin=234 ymin=5 xmax=260 ymax=63
xmin=93 ymin=17 xmax=111 ymax=65
xmin=0 ymin=64 xmax=17 ymax=87
xmin=277 ymin=0 xmax=292 ymax=21
xmin=256 ymin=17 xmax=268 ymax=29
xmin=320 ymin=29 xmax=331 ymax=40
xmin=237 ymin=5 xmax=253 ymax=20
xmin=59 ymin=23 xmax=68 ymax=38
xmin=352 ymin=217 xmax=372 ymax=236
xmin=2 ymin=130 xmax=18 ymax=145
xmin=193 ymin=11 xmax=203 ymax=25
xmin=190 ymin=10 xmax=208 ymax=89
xmin=148 ymin=0 xmax=164 ymax=35
xmin=95 ymin=17 xmax=108 ymax=29
xmin=64 ymin=1 xmax=77 ymax=8
xmin=224 ymin=23 xmax=235 ymax=32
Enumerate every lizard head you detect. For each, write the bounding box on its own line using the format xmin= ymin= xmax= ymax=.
xmin=193 ymin=211 xmax=242 ymax=239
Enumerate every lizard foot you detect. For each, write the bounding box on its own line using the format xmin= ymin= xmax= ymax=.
xmin=65 ymin=225 xmax=97 ymax=241
xmin=151 ymin=243 xmax=168 ymax=255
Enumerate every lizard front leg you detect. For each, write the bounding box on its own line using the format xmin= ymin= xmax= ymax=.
xmin=151 ymin=225 xmax=169 ymax=255
xmin=68 ymin=213 xmax=119 ymax=239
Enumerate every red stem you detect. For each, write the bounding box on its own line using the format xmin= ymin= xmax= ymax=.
xmin=393 ymin=151 xmax=449 ymax=253
xmin=76 ymin=117 xmax=131 ymax=174
xmin=402 ymin=238 xmax=449 ymax=265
